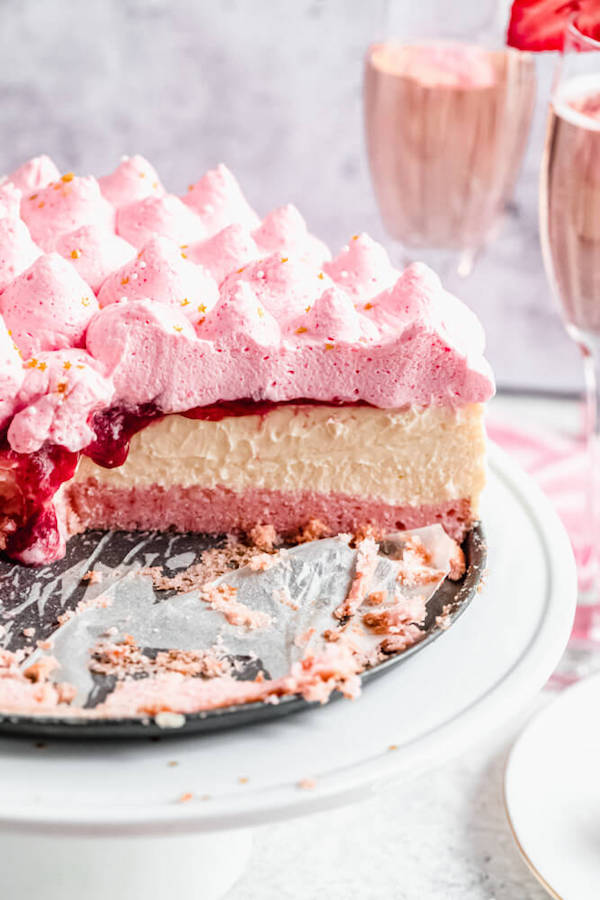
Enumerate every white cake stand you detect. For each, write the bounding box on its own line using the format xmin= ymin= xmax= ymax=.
xmin=0 ymin=444 xmax=576 ymax=900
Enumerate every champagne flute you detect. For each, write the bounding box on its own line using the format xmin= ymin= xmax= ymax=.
xmin=363 ymin=0 xmax=536 ymax=279
xmin=540 ymin=16 xmax=600 ymax=679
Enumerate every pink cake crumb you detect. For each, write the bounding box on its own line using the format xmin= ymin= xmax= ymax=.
xmin=200 ymin=582 xmax=272 ymax=630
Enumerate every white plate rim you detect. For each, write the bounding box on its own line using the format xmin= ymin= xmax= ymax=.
xmin=504 ymin=672 xmax=600 ymax=900
xmin=0 ymin=442 xmax=577 ymax=835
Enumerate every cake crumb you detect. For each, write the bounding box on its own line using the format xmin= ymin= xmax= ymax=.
xmin=238 ymin=776 xmax=249 ymax=785
xmin=248 ymin=523 xmax=279 ymax=552
xmin=82 ymin=569 xmax=103 ymax=584
xmin=167 ymin=760 xmax=179 ymax=767
xmin=297 ymin=777 xmax=317 ymax=791
xmin=293 ymin=518 xmax=330 ymax=543
xmin=388 ymin=744 xmax=398 ymax=751
xmin=177 ymin=792 xmax=193 ymax=804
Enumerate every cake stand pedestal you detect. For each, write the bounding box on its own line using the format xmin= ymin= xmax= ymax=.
xmin=0 ymin=446 xmax=576 ymax=900
xmin=0 ymin=830 xmax=253 ymax=900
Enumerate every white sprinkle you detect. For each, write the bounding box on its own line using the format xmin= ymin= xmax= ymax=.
xmin=119 ymin=295 xmax=128 ymax=302
xmin=131 ymin=272 xmax=138 ymax=280
xmin=256 ymin=270 xmax=265 ymax=278
xmin=139 ymin=261 xmax=147 ymax=269
xmin=204 ymin=203 xmax=214 ymax=214
xmin=340 ymin=270 xmax=348 ymax=278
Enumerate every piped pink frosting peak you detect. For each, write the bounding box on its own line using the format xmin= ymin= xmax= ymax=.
xmin=55 ymin=225 xmax=137 ymax=292
xmin=221 ymin=253 xmax=336 ymax=326
xmin=201 ymin=282 xmax=281 ymax=347
xmin=98 ymin=155 xmax=165 ymax=208
xmin=97 ymin=236 xmax=219 ymax=323
xmin=0 ymin=155 xmax=494 ymax=458
xmin=324 ymin=233 xmax=398 ymax=301
xmin=182 ymin=164 xmax=261 ymax=236
xmin=0 ymin=315 xmax=24 ymax=427
xmin=20 ymin=175 xmax=116 ymax=252
xmin=187 ymin=224 xmax=260 ymax=284
xmin=116 ymin=194 xmax=206 ymax=248
xmin=86 ymin=299 xmax=197 ymax=406
xmin=8 ymin=349 xmax=114 ymax=453
xmin=303 ymin=286 xmax=377 ymax=343
xmin=7 ymin=155 xmax=60 ymax=192
xmin=253 ymin=204 xmax=331 ymax=266
xmin=0 ymin=252 xmax=99 ymax=359
xmin=0 ymin=182 xmax=23 ymax=220
xmin=0 ymin=216 xmax=42 ymax=292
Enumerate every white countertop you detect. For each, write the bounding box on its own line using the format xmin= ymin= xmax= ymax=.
xmin=227 ymin=393 xmax=578 ymax=899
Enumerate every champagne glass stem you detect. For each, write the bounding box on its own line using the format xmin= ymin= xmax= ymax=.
xmin=581 ymin=339 xmax=600 ymax=629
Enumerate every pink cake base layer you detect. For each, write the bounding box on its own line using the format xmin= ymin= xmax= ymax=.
xmin=66 ymin=481 xmax=472 ymax=542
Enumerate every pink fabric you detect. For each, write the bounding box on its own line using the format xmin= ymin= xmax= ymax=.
xmin=488 ymin=414 xmax=590 ymax=588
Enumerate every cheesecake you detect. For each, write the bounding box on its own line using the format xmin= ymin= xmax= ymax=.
xmin=0 ymin=155 xmax=494 ymax=565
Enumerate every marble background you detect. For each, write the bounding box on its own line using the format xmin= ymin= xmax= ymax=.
xmin=0 ymin=0 xmax=583 ymax=392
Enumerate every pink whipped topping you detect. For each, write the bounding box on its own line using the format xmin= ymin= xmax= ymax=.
xmin=8 ymin=349 xmax=114 ymax=453
xmin=0 ymin=155 xmax=494 ymax=457
xmin=0 ymin=252 xmax=99 ymax=359
xmin=97 ymin=235 xmax=219 ymax=323
xmin=7 ymin=155 xmax=60 ymax=192
xmin=55 ymin=225 xmax=136 ymax=292
xmin=0 ymin=316 xmax=24 ymax=427
xmin=183 ymin=163 xmax=261 ymax=236
xmin=371 ymin=41 xmax=497 ymax=89
xmin=20 ymin=174 xmax=116 ymax=252
xmin=98 ymin=154 xmax=164 ymax=208
xmin=0 ymin=216 xmax=42 ymax=291
xmin=0 ymin=182 xmax=23 ymax=220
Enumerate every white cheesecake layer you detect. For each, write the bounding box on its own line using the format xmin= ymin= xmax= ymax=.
xmin=74 ymin=403 xmax=487 ymax=508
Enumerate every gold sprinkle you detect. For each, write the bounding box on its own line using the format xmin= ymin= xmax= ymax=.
xmin=364 ymin=302 xmax=374 ymax=310
xmin=257 ymin=306 xmax=264 ymax=319
xmin=173 ymin=325 xmax=183 ymax=333
xmin=81 ymin=296 xmax=91 ymax=307
xmin=305 ymin=305 xmax=312 ymax=313
xmin=152 ymin=181 xmax=159 ymax=189
xmin=325 ymin=342 xmax=335 ymax=350
xmin=139 ymin=171 xmax=146 ymax=178
xmin=188 ymin=184 xmax=194 ymax=191
xmin=181 ymin=252 xmax=188 ymax=259
xmin=236 ymin=266 xmax=246 ymax=274
xmin=26 ymin=358 xmax=38 ymax=368
xmin=76 ymin=364 xmax=85 ymax=370
xmin=197 ymin=303 xmax=207 ymax=314
xmin=70 ymin=249 xmax=81 ymax=259
xmin=280 ymin=256 xmax=288 ymax=263
xmin=56 ymin=382 xmax=68 ymax=394
xmin=352 ymin=234 xmax=359 ymax=241
xmin=317 ymin=272 xmax=324 ymax=280
xmin=177 ymin=792 xmax=193 ymax=804
xmin=38 ymin=361 xmax=47 ymax=371
xmin=295 ymin=326 xmax=307 ymax=334
xmin=29 ymin=193 xmax=38 ymax=201
xmin=238 ymin=777 xmax=249 ymax=785
xmin=37 ymin=201 xmax=45 ymax=208
xmin=167 ymin=761 xmax=178 ymax=767
xmin=61 ymin=172 xmax=75 ymax=183
xmin=63 ymin=361 xmax=72 ymax=371
xmin=388 ymin=744 xmax=398 ymax=751
xmin=180 ymin=244 xmax=188 ymax=250
xmin=180 ymin=298 xmax=190 ymax=307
